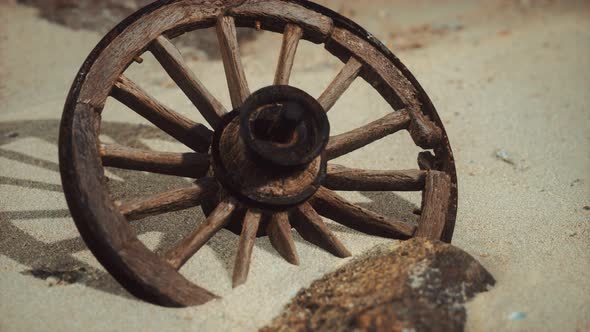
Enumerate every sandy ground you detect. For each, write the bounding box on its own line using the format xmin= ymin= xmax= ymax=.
xmin=1 ymin=1 xmax=589 ymax=331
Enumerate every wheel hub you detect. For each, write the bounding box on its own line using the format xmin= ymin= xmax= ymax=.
xmin=211 ymin=85 xmax=330 ymax=210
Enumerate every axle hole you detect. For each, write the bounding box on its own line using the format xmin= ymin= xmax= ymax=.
xmin=250 ymin=104 xmax=302 ymax=145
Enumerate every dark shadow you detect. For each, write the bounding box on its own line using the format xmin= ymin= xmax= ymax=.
xmin=0 ymin=119 xmax=200 ymax=301
xmin=0 ymin=148 xmax=60 ymax=172
xmin=1 ymin=209 xmax=71 ymax=219
xmin=357 ymin=191 xmax=420 ymax=226
xmin=1 ymin=118 xmax=422 ymax=302
xmin=0 ymin=217 xmax=133 ymax=299
xmin=257 ymin=192 xmax=421 ymax=261
xmin=0 ymin=176 xmax=63 ymax=192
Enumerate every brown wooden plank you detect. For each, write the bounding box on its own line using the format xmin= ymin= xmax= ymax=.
xmin=118 ymin=177 xmax=218 ymax=221
xmin=100 ymin=143 xmax=209 ymax=178
xmin=326 ymin=109 xmax=411 ymax=160
xmin=325 ymin=27 xmax=415 ymax=110
xmin=232 ymin=209 xmax=262 ymax=287
xmin=229 ymin=0 xmax=333 ymax=43
xmin=291 ymin=203 xmax=351 ymax=258
xmin=274 ymin=24 xmax=303 ymax=85
xmin=325 ymin=165 xmax=427 ymax=192
xmin=78 ymin=2 xmax=226 ymax=107
xmin=310 ymin=187 xmax=416 ymax=238
xmin=408 ymin=111 xmax=443 ymax=149
xmin=325 ymin=27 xmax=443 ymax=149
xmin=150 ymin=36 xmax=226 ymax=128
xmin=216 ymin=16 xmax=250 ymax=108
xmin=317 ymin=57 xmax=363 ymax=112
xmin=415 ymin=171 xmax=451 ymax=240
xmin=266 ymin=212 xmax=299 ymax=265
xmin=111 ymin=76 xmax=212 ymax=153
xmin=164 ymin=197 xmax=237 ymax=270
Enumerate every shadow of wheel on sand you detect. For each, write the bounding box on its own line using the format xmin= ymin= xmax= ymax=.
xmin=0 ymin=119 xmax=419 ymax=302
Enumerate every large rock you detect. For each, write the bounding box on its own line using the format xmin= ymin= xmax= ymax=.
xmin=261 ymin=238 xmax=495 ymax=332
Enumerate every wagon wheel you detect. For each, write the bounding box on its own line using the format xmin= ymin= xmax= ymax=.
xmin=59 ymin=0 xmax=457 ymax=307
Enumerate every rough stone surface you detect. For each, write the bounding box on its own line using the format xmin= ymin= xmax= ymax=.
xmin=261 ymin=238 xmax=495 ymax=332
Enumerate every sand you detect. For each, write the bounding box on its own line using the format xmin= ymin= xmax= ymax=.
xmin=1 ymin=1 xmax=589 ymax=331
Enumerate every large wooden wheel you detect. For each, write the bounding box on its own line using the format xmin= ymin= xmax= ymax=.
xmin=59 ymin=0 xmax=457 ymax=307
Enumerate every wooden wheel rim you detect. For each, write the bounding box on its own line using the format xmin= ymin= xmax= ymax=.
xmin=59 ymin=0 xmax=458 ymax=307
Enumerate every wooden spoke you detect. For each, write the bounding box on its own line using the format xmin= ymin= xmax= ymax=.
xmin=165 ymin=197 xmax=238 ymax=270
xmin=111 ymin=76 xmax=212 ymax=153
xmin=317 ymin=57 xmax=363 ymax=112
xmin=118 ymin=177 xmax=218 ymax=221
xmin=291 ymin=203 xmax=351 ymax=258
xmin=100 ymin=143 xmax=209 ymax=178
xmin=408 ymin=111 xmax=443 ymax=149
xmin=232 ymin=209 xmax=262 ymax=288
xmin=415 ymin=171 xmax=451 ymax=240
xmin=150 ymin=36 xmax=226 ymax=128
xmin=326 ymin=109 xmax=411 ymax=160
xmin=325 ymin=164 xmax=427 ymax=192
xmin=274 ymin=24 xmax=303 ymax=85
xmin=266 ymin=212 xmax=299 ymax=265
xmin=310 ymin=187 xmax=416 ymax=238
xmin=216 ymin=16 xmax=250 ymax=108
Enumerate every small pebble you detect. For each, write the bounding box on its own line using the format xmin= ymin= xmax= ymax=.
xmin=509 ymin=312 xmax=526 ymax=320
xmin=495 ymin=149 xmax=515 ymax=165
xmin=5 ymin=131 xmax=19 ymax=138
xmin=46 ymin=276 xmax=60 ymax=287
xmin=583 ymin=206 xmax=590 ymax=211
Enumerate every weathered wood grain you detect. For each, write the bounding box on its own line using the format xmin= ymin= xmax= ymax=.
xmin=408 ymin=111 xmax=443 ymax=149
xmin=274 ymin=24 xmax=303 ymax=85
xmin=325 ymin=27 xmax=415 ymax=110
xmin=232 ymin=209 xmax=262 ymax=287
xmin=267 ymin=211 xmax=299 ymax=265
xmin=317 ymin=57 xmax=363 ymax=112
xmin=310 ymin=187 xmax=416 ymax=238
xmin=325 ymin=27 xmax=444 ymax=149
xmin=118 ymin=177 xmax=218 ymax=221
xmin=230 ymin=0 xmax=333 ymax=43
xmin=150 ymin=36 xmax=226 ymax=128
xmin=78 ymin=1 xmax=226 ymax=108
xmin=325 ymin=165 xmax=427 ymax=192
xmin=326 ymin=109 xmax=411 ymax=160
xmin=291 ymin=203 xmax=351 ymax=258
xmin=415 ymin=171 xmax=451 ymax=240
xmin=165 ymin=197 xmax=237 ymax=270
xmin=216 ymin=16 xmax=250 ymax=108
xmin=111 ymin=76 xmax=212 ymax=153
xmin=100 ymin=143 xmax=209 ymax=178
